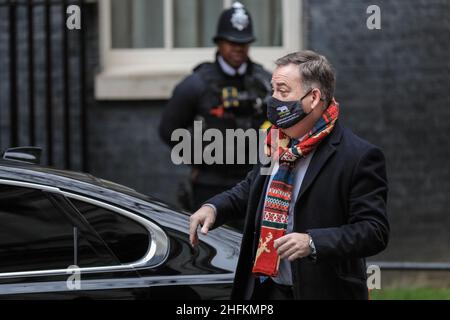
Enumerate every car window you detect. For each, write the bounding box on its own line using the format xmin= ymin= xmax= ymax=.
xmin=0 ymin=185 xmax=114 ymax=273
xmin=69 ymin=199 xmax=150 ymax=264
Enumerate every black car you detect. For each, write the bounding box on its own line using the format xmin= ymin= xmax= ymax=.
xmin=0 ymin=148 xmax=241 ymax=299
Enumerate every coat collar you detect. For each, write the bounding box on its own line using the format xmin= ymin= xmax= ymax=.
xmin=217 ymin=55 xmax=248 ymax=76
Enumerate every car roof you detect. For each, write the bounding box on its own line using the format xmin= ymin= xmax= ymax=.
xmin=0 ymin=158 xmax=162 ymax=206
xmin=0 ymin=158 xmax=196 ymax=230
xmin=0 ymin=158 xmax=122 ymax=186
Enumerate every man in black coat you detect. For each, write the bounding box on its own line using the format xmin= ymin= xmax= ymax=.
xmin=189 ymin=50 xmax=389 ymax=300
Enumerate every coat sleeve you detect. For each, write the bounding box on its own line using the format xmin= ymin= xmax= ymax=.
xmin=307 ymin=147 xmax=390 ymax=261
xmin=158 ymin=74 xmax=203 ymax=148
xmin=205 ymin=167 xmax=258 ymax=228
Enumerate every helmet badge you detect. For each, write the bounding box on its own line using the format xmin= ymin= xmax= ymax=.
xmin=230 ymin=2 xmax=249 ymax=31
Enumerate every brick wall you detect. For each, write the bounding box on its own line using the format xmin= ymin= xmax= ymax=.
xmin=303 ymin=0 xmax=450 ymax=261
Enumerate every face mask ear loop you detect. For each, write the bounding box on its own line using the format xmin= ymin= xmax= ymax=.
xmin=299 ymin=88 xmax=314 ymax=103
xmin=299 ymin=89 xmax=314 ymax=116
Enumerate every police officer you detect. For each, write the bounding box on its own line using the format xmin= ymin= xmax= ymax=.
xmin=159 ymin=2 xmax=272 ymax=219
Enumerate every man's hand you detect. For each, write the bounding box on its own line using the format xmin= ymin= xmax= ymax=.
xmin=273 ymin=233 xmax=311 ymax=261
xmin=189 ymin=205 xmax=216 ymax=247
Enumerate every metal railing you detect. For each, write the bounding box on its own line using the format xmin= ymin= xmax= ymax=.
xmin=1 ymin=0 xmax=88 ymax=171
xmin=368 ymin=261 xmax=450 ymax=271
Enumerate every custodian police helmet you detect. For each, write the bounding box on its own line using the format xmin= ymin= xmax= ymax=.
xmin=213 ymin=2 xmax=255 ymax=44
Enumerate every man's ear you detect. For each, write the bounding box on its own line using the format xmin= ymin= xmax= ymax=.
xmin=310 ymin=88 xmax=323 ymax=110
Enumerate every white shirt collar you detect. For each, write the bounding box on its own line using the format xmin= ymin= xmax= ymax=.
xmin=218 ymin=55 xmax=248 ymax=76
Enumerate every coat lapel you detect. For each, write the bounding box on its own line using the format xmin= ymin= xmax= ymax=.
xmin=296 ymin=120 xmax=343 ymax=202
xmin=251 ymin=121 xmax=343 ymax=227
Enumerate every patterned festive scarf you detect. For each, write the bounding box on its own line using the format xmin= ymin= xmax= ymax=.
xmin=252 ymin=99 xmax=340 ymax=277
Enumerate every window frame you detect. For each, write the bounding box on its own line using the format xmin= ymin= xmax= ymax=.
xmin=96 ymin=0 xmax=303 ymax=99
xmin=0 ymin=179 xmax=169 ymax=279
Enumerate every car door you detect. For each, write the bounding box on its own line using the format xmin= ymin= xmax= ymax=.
xmin=0 ymin=182 xmax=150 ymax=299
xmin=66 ymin=194 xmax=236 ymax=300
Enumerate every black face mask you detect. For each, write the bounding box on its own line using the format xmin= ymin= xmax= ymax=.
xmin=266 ymin=89 xmax=313 ymax=129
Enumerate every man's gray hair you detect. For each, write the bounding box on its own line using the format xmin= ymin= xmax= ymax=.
xmin=275 ymin=50 xmax=336 ymax=106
